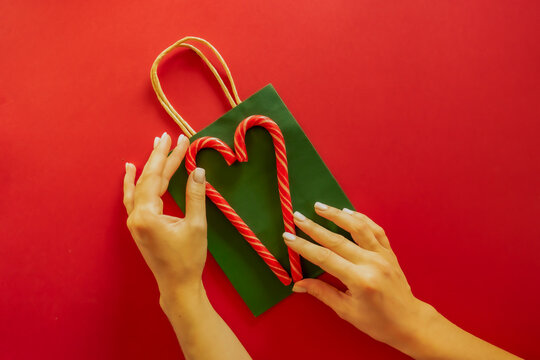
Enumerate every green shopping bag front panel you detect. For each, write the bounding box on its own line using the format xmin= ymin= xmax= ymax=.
xmin=168 ymin=84 xmax=354 ymax=316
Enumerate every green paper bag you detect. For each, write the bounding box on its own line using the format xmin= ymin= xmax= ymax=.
xmin=151 ymin=37 xmax=355 ymax=316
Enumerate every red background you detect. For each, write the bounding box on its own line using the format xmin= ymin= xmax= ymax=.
xmin=1 ymin=1 xmax=539 ymax=359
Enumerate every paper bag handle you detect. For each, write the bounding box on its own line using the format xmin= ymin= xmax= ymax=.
xmin=150 ymin=36 xmax=242 ymax=137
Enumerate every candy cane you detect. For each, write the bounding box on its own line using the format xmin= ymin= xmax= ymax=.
xmin=185 ymin=136 xmax=293 ymax=285
xmin=234 ymin=115 xmax=303 ymax=282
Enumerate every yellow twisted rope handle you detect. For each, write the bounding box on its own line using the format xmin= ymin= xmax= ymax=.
xmin=150 ymin=36 xmax=242 ymax=138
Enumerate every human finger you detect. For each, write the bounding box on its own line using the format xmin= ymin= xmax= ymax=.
xmin=185 ymin=167 xmax=207 ymax=226
xmin=283 ymin=232 xmax=356 ymax=285
xmin=134 ymin=133 xmax=171 ymax=207
xmin=343 ymin=208 xmax=391 ymax=249
xmin=160 ymin=134 xmax=189 ymax=195
xmin=123 ymin=162 xmax=136 ymax=215
xmin=314 ymin=202 xmax=380 ymax=251
xmin=141 ymin=132 xmax=171 ymax=179
xmin=292 ymin=278 xmax=350 ymax=318
xmin=137 ymin=133 xmax=168 ymax=185
xmin=293 ymin=211 xmax=368 ymax=263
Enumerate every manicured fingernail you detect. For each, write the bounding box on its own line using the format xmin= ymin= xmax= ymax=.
xmin=177 ymin=134 xmax=186 ymax=146
xmin=161 ymin=132 xmax=168 ymax=140
xmin=154 ymin=137 xmax=160 ymax=148
xmin=314 ymin=202 xmax=328 ymax=211
xmin=193 ymin=167 xmax=205 ymax=184
xmin=343 ymin=208 xmax=354 ymax=215
xmin=293 ymin=211 xmax=306 ymax=221
xmin=283 ymin=232 xmax=296 ymax=242
xmin=292 ymin=284 xmax=307 ymax=293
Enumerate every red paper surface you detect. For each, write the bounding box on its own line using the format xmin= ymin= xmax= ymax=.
xmin=1 ymin=1 xmax=539 ymax=359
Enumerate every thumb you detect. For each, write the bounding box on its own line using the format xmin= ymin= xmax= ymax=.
xmin=293 ymin=278 xmax=348 ymax=314
xmin=185 ymin=167 xmax=207 ymax=224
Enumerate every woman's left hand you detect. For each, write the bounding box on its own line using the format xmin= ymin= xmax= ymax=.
xmin=123 ymin=132 xmax=208 ymax=304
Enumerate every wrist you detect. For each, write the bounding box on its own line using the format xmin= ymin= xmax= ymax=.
xmin=159 ymin=281 xmax=209 ymax=317
xmin=394 ymin=300 xmax=446 ymax=359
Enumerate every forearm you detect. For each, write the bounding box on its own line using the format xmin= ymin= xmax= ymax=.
xmin=397 ymin=302 xmax=521 ymax=360
xmin=160 ymin=284 xmax=252 ymax=360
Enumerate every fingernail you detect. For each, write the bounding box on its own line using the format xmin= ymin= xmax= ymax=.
xmin=283 ymin=232 xmax=296 ymax=242
xmin=177 ymin=134 xmax=186 ymax=146
xmin=314 ymin=202 xmax=328 ymax=211
xmin=292 ymin=284 xmax=307 ymax=293
xmin=161 ymin=132 xmax=168 ymax=140
xmin=293 ymin=211 xmax=306 ymax=221
xmin=343 ymin=208 xmax=354 ymax=215
xmin=193 ymin=167 xmax=205 ymax=184
xmin=153 ymin=137 xmax=160 ymax=148
xmin=125 ymin=162 xmax=130 ymax=171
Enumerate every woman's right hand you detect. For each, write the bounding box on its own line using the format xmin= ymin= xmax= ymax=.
xmin=284 ymin=204 xmax=428 ymax=351
xmin=284 ymin=203 xmax=521 ymax=360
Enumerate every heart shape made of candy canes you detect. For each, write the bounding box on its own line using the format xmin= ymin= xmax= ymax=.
xmin=184 ymin=115 xmax=302 ymax=285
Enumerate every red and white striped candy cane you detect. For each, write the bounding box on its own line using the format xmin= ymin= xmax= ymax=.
xmin=185 ymin=136 xmax=293 ymax=285
xmin=234 ymin=115 xmax=303 ymax=282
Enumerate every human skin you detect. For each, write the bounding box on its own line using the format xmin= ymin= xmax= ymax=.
xmin=123 ymin=132 xmax=251 ymax=360
xmin=285 ymin=206 xmax=522 ymax=360
xmin=123 ymin=133 xmax=522 ymax=360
